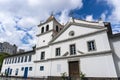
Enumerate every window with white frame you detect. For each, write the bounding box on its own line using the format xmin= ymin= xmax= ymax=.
xmin=15 ymin=57 xmax=17 ymax=63
xmin=29 ymin=67 xmax=32 ymax=71
xmin=56 ymin=48 xmax=61 ymax=56
xmin=18 ymin=57 xmax=20 ymax=63
xmin=28 ymin=55 xmax=31 ymax=62
xmin=24 ymin=56 xmax=27 ymax=62
xmin=87 ymin=40 xmax=96 ymax=51
xmin=70 ymin=44 xmax=76 ymax=55
xmin=41 ymin=52 xmax=45 ymax=60
xmin=40 ymin=66 xmax=44 ymax=71
xmin=21 ymin=56 xmax=23 ymax=63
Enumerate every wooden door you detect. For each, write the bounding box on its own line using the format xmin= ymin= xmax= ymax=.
xmin=69 ymin=61 xmax=80 ymax=77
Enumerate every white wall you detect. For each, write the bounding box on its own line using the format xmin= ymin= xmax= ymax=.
xmin=34 ymin=61 xmax=51 ymax=77
xmin=35 ymin=47 xmax=51 ymax=61
xmin=36 ymin=53 xmax=117 ymax=77
xmin=54 ymin=25 xmax=99 ymax=43
xmin=51 ymin=31 xmax=111 ymax=58
xmin=80 ymin=53 xmax=117 ymax=77
xmin=50 ymin=59 xmax=68 ymax=76
xmin=36 ymin=32 xmax=53 ymax=48
xmin=110 ymin=37 xmax=120 ymax=77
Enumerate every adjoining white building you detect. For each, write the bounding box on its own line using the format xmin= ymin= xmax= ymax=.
xmin=1 ymin=15 xmax=120 ymax=80
xmin=1 ymin=50 xmax=35 ymax=78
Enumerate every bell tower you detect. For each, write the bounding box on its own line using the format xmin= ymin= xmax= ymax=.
xmin=36 ymin=15 xmax=63 ymax=48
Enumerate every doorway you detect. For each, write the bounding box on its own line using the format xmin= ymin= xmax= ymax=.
xmin=24 ymin=67 xmax=28 ymax=78
xmin=69 ymin=61 xmax=80 ymax=77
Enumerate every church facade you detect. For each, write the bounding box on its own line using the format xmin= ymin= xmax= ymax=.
xmin=1 ymin=15 xmax=120 ymax=79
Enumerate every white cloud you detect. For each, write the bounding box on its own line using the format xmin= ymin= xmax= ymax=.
xmin=100 ymin=12 xmax=107 ymax=21
xmin=0 ymin=0 xmax=83 ymax=51
xmin=58 ymin=10 xmax=70 ymax=24
xmin=106 ymin=0 xmax=120 ymax=34
xmin=106 ymin=0 xmax=120 ymax=23
xmin=98 ymin=0 xmax=120 ymax=34
xmin=85 ymin=15 xmax=94 ymax=21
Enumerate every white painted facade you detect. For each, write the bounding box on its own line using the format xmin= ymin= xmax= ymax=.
xmin=1 ymin=16 xmax=120 ymax=79
xmin=1 ymin=51 xmax=35 ymax=77
xmin=110 ymin=35 xmax=120 ymax=77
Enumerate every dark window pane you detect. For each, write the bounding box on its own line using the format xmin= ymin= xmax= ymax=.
xmin=24 ymin=56 xmax=27 ymax=62
xmin=40 ymin=66 xmax=44 ymax=71
xmin=41 ymin=52 xmax=45 ymax=60
xmin=70 ymin=44 xmax=76 ymax=55
xmin=46 ymin=25 xmax=49 ymax=31
xmin=28 ymin=55 xmax=31 ymax=62
xmin=87 ymin=40 xmax=96 ymax=51
xmin=56 ymin=48 xmax=61 ymax=56
xmin=56 ymin=25 xmax=59 ymax=32
xmin=29 ymin=67 xmax=32 ymax=71
xmin=41 ymin=27 xmax=44 ymax=33
xmin=21 ymin=56 xmax=23 ymax=63
xmin=21 ymin=67 xmax=24 ymax=71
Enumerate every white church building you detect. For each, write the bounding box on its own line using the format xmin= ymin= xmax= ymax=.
xmin=1 ymin=15 xmax=120 ymax=80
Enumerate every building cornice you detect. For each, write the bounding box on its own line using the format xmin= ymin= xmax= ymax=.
xmin=34 ymin=50 xmax=112 ymax=63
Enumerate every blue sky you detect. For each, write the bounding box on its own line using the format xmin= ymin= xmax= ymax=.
xmin=71 ymin=0 xmax=112 ymax=19
xmin=0 ymin=0 xmax=120 ymax=50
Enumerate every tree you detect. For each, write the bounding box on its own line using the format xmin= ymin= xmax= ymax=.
xmin=0 ymin=53 xmax=9 ymax=71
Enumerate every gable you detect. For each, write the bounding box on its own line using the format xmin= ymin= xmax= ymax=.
xmin=51 ymin=24 xmax=103 ymax=43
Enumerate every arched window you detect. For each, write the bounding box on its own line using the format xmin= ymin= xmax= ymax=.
xmin=41 ymin=27 xmax=44 ymax=33
xmin=46 ymin=25 xmax=49 ymax=31
xmin=56 ymin=25 xmax=59 ymax=32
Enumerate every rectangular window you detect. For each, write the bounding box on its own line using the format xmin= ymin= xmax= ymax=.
xmin=9 ymin=59 xmax=11 ymax=64
xmin=12 ymin=58 xmax=14 ymax=64
xmin=15 ymin=69 xmax=19 ymax=75
xmin=21 ymin=56 xmax=23 ymax=63
xmin=40 ymin=66 xmax=44 ymax=71
xmin=57 ymin=64 xmax=61 ymax=72
xmin=41 ymin=52 xmax=45 ymax=60
xmin=21 ymin=67 xmax=24 ymax=71
xmin=29 ymin=67 xmax=32 ymax=71
xmin=10 ymin=69 xmax=12 ymax=75
xmin=18 ymin=57 xmax=20 ymax=63
xmin=15 ymin=57 xmax=17 ymax=63
xmin=56 ymin=48 xmax=61 ymax=56
xmin=28 ymin=55 xmax=31 ymax=62
xmin=24 ymin=56 xmax=27 ymax=62
xmin=5 ymin=59 xmax=7 ymax=64
xmin=70 ymin=44 xmax=76 ymax=55
xmin=7 ymin=59 xmax=9 ymax=64
xmin=5 ymin=69 xmax=7 ymax=74
xmin=4 ymin=59 xmax=6 ymax=64
xmin=87 ymin=40 xmax=96 ymax=51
